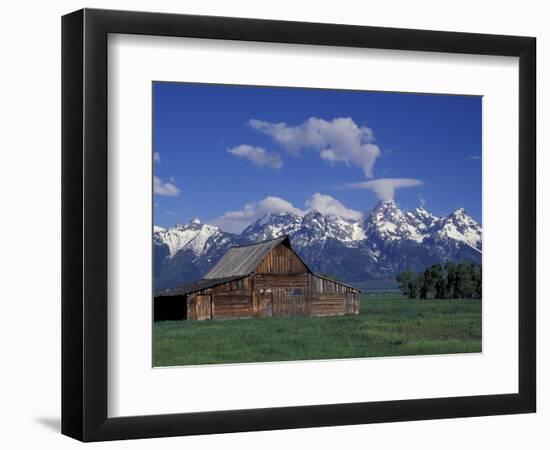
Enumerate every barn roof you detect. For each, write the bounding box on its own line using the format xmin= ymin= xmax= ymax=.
xmin=155 ymin=276 xmax=245 ymax=297
xmin=203 ymin=235 xmax=297 ymax=279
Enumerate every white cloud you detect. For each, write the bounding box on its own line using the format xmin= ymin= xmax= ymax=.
xmin=249 ymin=117 xmax=380 ymax=177
xmin=305 ymin=193 xmax=363 ymax=221
xmin=153 ymin=152 xmax=161 ymax=163
xmin=211 ymin=193 xmax=362 ymax=233
xmin=154 ymin=176 xmax=180 ymax=197
xmin=212 ymin=196 xmax=302 ymax=233
xmin=227 ymin=144 xmax=282 ymax=169
xmin=345 ymin=178 xmax=423 ymax=202
xmin=468 ymin=155 xmax=481 ymax=160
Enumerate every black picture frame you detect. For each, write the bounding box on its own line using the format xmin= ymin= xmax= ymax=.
xmin=61 ymin=8 xmax=536 ymax=442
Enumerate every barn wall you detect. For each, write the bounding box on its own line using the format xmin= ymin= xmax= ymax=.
xmin=310 ymin=294 xmax=346 ymax=316
xmin=309 ymin=274 xmax=360 ymax=316
xmin=212 ymin=276 xmax=253 ymax=319
xmin=186 ymin=295 xmax=197 ymax=320
xmin=310 ymin=274 xmax=358 ymax=294
xmin=253 ymin=273 xmax=310 ymax=317
xmin=212 ymin=294 xmax=253 ymax=319
xmin=187 ymin=276 xmax=254 ymax=320
xmin=253 ymin=273 xmax=309 ymax=289
xmin=255 ymin=244 xmax=308 ymax=275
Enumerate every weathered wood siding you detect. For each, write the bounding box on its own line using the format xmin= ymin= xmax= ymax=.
xmin=195 ymin=295 xmax=212 ymax=320
xmin=310 ymin=274 xmax=357 ymax=294
xmin=253 ymin=275 xmax=310 ymax=317
xmin=310 ymin=294 xmax=346 ymax=316
xmin=274 ymin=287 xmax=308 ymax=317
xmin=255 ymin=244 xmax=308 ymax=275
xmin=212 ymin=294 xmax=253 ymax=319
xmin=186 ymin=276 xmax=253 ymax=320
xmin=252 ymin=245 xmax=310 ymax=317
xmin=309 ymin=274 xmax=360 ymax=316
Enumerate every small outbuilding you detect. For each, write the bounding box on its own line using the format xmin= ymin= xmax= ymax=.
xmin=154 ymin=236 xmax=360 ymax=321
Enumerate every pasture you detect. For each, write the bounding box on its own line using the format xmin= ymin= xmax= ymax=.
xmin=154 ymin=294 xmax=481 ymax=367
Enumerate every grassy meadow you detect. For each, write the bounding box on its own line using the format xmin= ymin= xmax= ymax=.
xmin=153 ymin=294 xmax=481 ymax=367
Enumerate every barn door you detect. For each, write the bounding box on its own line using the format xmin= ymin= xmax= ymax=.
xmin=345 ymin=293 xmax=354 ymax=314
xmin=195 ymin=295 xmax=212 ymax=320
xmin=273 ymin=287 xmax=306 ymax=317
xmin=258 ymin=289 xmax=273 ymax=317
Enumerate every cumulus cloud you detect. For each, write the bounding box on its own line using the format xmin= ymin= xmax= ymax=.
xmin=248 ymin=117 xmax=380 ymax=177
xmin=212 ymin=196 xmax=303 ymax=233
xmin=227 ymin=144 xmax=282 ymax=169
xmin=345 ymin=178 xmax=423 ymax=202
xmin=154 ymin=176 xmax=180 ymax=197
xmin=211 ymin=193 xmax=362 ymax=233
xmin=153 ymin=152 xmax=161 ymax=163
xmin=305 ymin=193 xmax=363 ymax=221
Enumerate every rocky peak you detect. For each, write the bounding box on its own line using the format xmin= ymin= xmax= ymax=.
xmin=242 ymin=212 xmax=302 ymax=243
xmin=426 ymin=208 xmax=482 ymax=251
xmin=445 ymin=208 xmax=479 ymax=228
xmin=154 ymin=203 xmax=483 ymax=292
xmin=154 ymin=217 xmax=223 ymax=257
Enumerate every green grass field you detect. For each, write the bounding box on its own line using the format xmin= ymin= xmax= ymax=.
xmin=154 ymin=294 xmax=481 ymax=367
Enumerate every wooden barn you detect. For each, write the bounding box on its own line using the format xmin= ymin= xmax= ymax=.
xmin=154 ymin=236 xmax=360 ymax=321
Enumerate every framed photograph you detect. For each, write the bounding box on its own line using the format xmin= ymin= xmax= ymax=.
xmin=62 ymin=8 xmax=536 ymax=442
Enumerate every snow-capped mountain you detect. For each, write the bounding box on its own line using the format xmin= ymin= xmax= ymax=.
xmin=408 ymin=206 xmax=439 ymax=229
xmin=365 ymin=200 xmax=425 ymax=243
xmin=153 ymin=218 xmax=243 ymax=292
xmin=421 ymin=208 xmax=482 ymax=263
xmin=154 ymin=202 xmax=482 ymax=292
xmin=426 ymin=208 xmax=482 ymax=250
xmin=242 ymin=210 xmax=364 ymax=248
xmin=153 ymin=218 xmax=222 ymax=257
xmin=241 ymin=212 xmax=302 ymax=243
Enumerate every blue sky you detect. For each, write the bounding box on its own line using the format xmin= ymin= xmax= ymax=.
xmin=153 ymin=82 xmax=481 ymax=232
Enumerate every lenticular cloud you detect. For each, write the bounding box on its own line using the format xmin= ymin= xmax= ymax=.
xmin=345 ymin=178 xmax=424 ymax=202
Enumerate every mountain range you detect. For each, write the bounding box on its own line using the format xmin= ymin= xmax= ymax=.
xmin=153 ymin=200 xmax=482 ymax=293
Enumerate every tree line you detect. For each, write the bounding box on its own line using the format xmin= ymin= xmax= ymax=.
xmin=396 ymin=262 xmax=482 ymax=300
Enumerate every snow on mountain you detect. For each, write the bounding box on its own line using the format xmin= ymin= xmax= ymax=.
xmin=153 ymin=219 xmax=243 ymax=292
xmin=362 ymin=201 xmax=482 ymax=251
xmin=241 ymin=210 xmax=365 ymax=249
xmin=364 ymin=200 xmax=425 ymax=243
xmin=154 ymin=202 xmax=482 ymax=291
xmin=301 ymin=210 xmax=365 ymax=245
xmin=426 ymin=208 xmax=482 ymax=252
xmin=241 ymin=212 xmax=302 ymax=243
xmin=153 ymin=218 xmax=222 ymax=257
xmin=405 ymin=206 xmax=439 ymax=233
